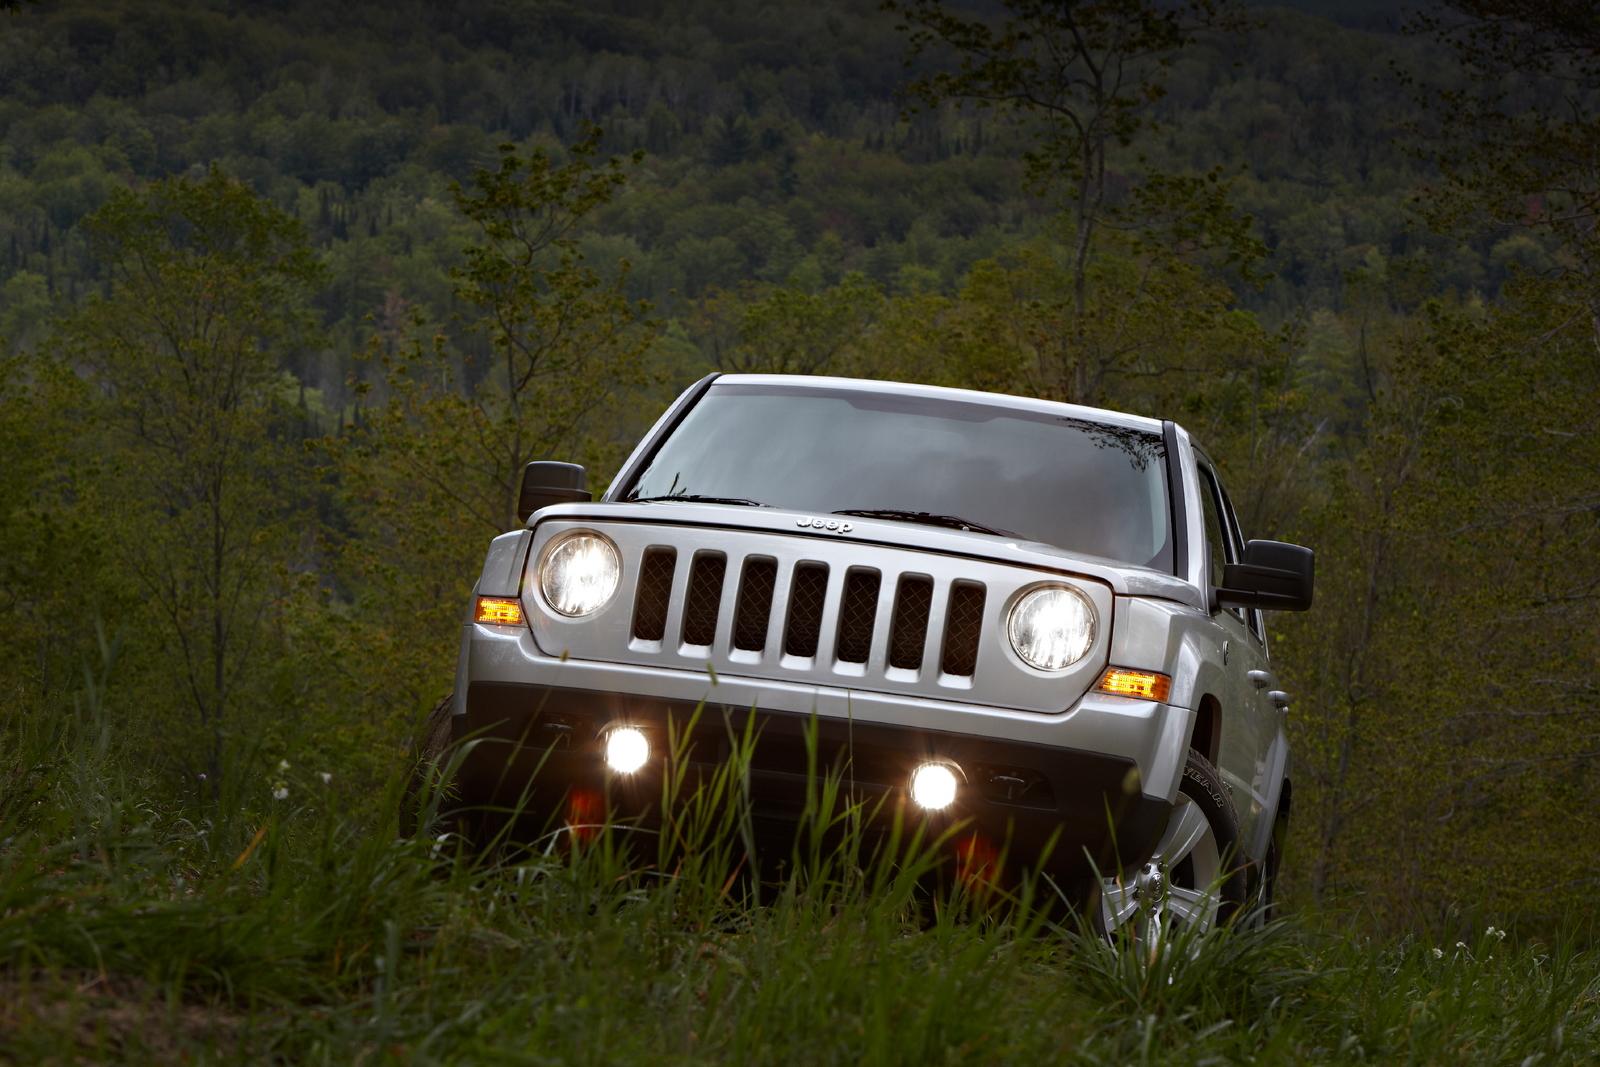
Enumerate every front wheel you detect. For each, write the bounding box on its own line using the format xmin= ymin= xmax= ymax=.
xmin=1096 ymin=750 xmax=1247 ymax=947
xmin=399 ymin=693 xmax=457 ymax=839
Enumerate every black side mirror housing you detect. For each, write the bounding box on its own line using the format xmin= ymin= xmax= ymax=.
xmin=518 ymin=461 xmax=591 ymax=523
xmin=1216 ymin=539 xmax=1314 ymax=612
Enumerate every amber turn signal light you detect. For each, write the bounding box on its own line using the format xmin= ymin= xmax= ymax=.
xmin=1096 ymin=667 xmax=1172 ymax=702
xmin=475 ymin=596 xmax=524 ymax=626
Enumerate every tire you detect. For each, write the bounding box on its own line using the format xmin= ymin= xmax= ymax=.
xmin=399 ymin=693 xmax=457 ymax=839
xmin=1257 ymin=803 xmax=1288 ymax=923
xmin=1097 ymin=749 xmax=1249 ymax=941
xmin=1174 ymin=749 xmax=1248 ymax=921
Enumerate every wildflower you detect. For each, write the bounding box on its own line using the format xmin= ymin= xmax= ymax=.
xmin=277 ymin=759 xmax=291 ymax=772
xmin=319 ymin=771 xmax=332 ymax=785
xmin=1432 ymin=947 xmax=1443 ymax=959
xmin=1455 ymin=941 xmax=1467 ymax=950
xmin=272 ymin=784 xmax=289 ymax=800
xmin=1485 ymin=925 xmax=1507 ymax=941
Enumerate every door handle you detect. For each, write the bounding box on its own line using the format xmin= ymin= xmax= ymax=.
xmin=1247 ymin=670 xmax=1273 ymax=690
xmin=1268 ymin=690 xmax=1290 ymax=710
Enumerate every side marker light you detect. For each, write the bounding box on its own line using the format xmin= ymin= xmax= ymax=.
xmin=1096 ymin=668 xmax=1173 ymax=702
xmin=475 ymin=596 xmax=525 ymax=626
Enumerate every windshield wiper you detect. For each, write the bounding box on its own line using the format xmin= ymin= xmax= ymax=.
xmin=629 ymin=494 xmax=770 ymax=507
xmin=833 ymin=508 xmax=1014 ymax=538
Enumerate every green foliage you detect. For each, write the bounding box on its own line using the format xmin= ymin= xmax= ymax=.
xmin=2 ymin=683 xmax=1597 ymax=1062
xmin=694 ymin=272 xmax=884 ymax=375
xmin=53 ymin=168 xmax=324 ymax=786
xmin=887 ymin=0 xmax=1262 ymax=403
xmin=889 ymin=0 xmax=1243 ymax=196
xmin=0 ymin=0 xmax=1597 ymax=985
xmin=448 ymin=127 xmax=658 ymax=527
xmin=313 ymin=129 xmax=659 ymax=765
xmin=1404 ymin=2 xmax=1600 ymax=290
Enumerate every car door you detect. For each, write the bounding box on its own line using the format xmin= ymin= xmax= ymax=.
xmin=1195 ymin=457 xmax=1277 ymax=856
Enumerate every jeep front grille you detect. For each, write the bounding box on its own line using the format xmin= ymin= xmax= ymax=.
xmin=940 ymin=581 xmax=986 ymax=677
xmin=835 ymin=568 xmax=881 ymax=664
xmin=629 ymin=548 xmax=984 ymax=679
xmin=534 ymin=518 xmax=1114 ymax=714
xmin=681 ymin=552 xmax=726 ymax=647
xmin=631 ymin=547 xmax=676 ymax=642
xmin=783 ymin=561 xmax=829 ymax=658
xmin=732 ymin=556 xmax=777 ymax=652
xmin=887 ymin=576 xmax=933 ymax=670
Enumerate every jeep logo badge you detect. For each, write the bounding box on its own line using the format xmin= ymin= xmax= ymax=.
xmin=797 ymin=517 xmax=853 ymax=533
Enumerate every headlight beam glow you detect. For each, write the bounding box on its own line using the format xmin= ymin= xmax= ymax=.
xmin=910 ymin=762 xmax=960 ymax=811
xmin=604 ymin=726 xmax=649 ymax=774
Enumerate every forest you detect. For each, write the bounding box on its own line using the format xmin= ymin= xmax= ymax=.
xmin=1 ymin=0 xmax=1598 ymax=1060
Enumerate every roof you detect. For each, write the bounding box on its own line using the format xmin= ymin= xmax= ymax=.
xmin=714 ymin=374 xmax=1167 ymax=435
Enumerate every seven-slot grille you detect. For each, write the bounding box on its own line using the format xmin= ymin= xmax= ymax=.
xmin=632 ymin=551 xmax=986 ymax=679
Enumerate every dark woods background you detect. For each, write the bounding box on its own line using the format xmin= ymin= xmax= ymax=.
xmin=1 ymin=0 xmax=1596 ymax=936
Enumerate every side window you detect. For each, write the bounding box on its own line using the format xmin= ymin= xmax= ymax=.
xmin=1214 ymin=470 xmax=1267 ymax=643
xmin=1197 ymin=462 xmax=1248 ymax=627
xmin=1196 ymin=466 xmax=1230 ymax=594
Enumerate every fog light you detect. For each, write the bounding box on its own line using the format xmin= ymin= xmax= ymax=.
xmin=603 ymin=726 xmax=649 ymax=774
xmin=910 ymin=762 xmax=959 ymax=811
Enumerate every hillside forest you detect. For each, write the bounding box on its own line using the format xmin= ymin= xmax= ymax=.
xmin=2 ymin=0 xmax=1598 ymax=938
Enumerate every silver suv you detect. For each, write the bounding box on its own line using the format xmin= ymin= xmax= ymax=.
xmin=448 ymin=374 xmax=1312 ymax=934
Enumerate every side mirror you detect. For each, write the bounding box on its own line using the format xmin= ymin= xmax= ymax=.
xmin=518 ymin=461 xmax=591 ymax=523
xmin=1216 ymin=539 xmax=1314 ymax=612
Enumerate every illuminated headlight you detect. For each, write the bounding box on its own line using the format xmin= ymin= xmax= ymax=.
xmin=604 ymin=726 xmax=649 ymax=774
xmin=909 ymin=762 xmax=960 ymax=811
xmin=1007 ymin=585 xmax=1096 ymax=671
xmin=538 ymin=531 xmax=620 ymax=617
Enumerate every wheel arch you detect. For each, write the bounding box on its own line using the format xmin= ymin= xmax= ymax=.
xmin=1190 ymin=692 xmax=1221 ymax=765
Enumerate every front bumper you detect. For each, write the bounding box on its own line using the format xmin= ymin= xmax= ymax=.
xmin=456 ymin=623 xmax=1193 ymax=878
xmin=460 ymin=681 xmax=1170 ymax=884
xmin=459 ymin=623 xmax=1193 ymax=803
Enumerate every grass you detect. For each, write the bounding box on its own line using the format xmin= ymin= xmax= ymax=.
xmin=2 ymin=679 xmax=1597 ymax=1064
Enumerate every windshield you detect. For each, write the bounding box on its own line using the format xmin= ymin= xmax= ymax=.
xmin=624 ymin=382 xmax=1172 ymax=571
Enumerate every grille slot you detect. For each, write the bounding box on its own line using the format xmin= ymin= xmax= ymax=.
xmin=835 ymin=568 xmax=881 ymax=664
xmin=631 ymin=547 xmax=676 ymax=641
xmin=732 ymin=556 xmax=778 ymax=652
xmin=940 ymin=581 xmax=986 ymax=677
xmin=680 ymin=552 xmax=727 ymax=646
xmin=887 ymin=575 xmax=933 ymax=671
xmin=783 ymin=563 xmax=829 ymax=658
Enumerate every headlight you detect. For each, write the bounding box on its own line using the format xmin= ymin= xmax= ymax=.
xmin=1007 ymin=585 xmax=1096 ymax=671
xmin=539 ymin=531 xmax=621 ymax=617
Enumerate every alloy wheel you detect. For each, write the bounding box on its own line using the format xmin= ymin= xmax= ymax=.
xmin=1098 ymin=793 xmax=1223 ymax=949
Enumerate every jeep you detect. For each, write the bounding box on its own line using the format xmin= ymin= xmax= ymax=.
xmin=442 ymin=373 xmax=1313 ymax=936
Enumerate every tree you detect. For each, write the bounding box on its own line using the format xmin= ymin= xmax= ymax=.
xmin=887 ymin=0 xmax=1256 ymax=403
xmin=58 ymin=167 xmax=324 ymax=788
xmin=330 ymin=128 xmax=658 ymax=721
xmin=692 ymin=274 xmax=884 ymax=375
xmin=1405 ymin=3 xmax=1599 ymax=338
xmin=446 ymin=126 xmax=658 ymax=530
